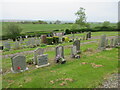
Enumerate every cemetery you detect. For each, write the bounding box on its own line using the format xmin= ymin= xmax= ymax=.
xmin=1 ymin=31 xmax=119 ymax=88
xmin=0 ymin=1 xmax=119 ymax=89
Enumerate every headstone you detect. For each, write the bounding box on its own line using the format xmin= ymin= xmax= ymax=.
xmin=33 ymin=48 xmax=44 ymax=65
xmin=41 ymin=35 xmax=47 ymax=44
xmin=114 ymin=38 xmax=118 ymax=47
xmin=55 ymin=46 xmax=66 ymax=64
xmin=3 ymin=42 xmax=11 ymax=50
xmin=106 ymin=39 xmax=109 ymax=48
xmin=98 ymin=35 xmax=106 ymax=50
xmin=73 ymin=40 xmax=81 ymax=54
xmin=71 ymin=46 xmax=77 ymax=57
xmin=110 ymin=38 xmax=114 ymax=48
xmin=11 ymin=55 xmax=28 ymax=73
xmin=14 ymin=41 xmax=20 ymax=49
xmin=36 ymin=54 xmax=50 ymax=68
xmin=35 ymin=40 xmax=40 ymax=46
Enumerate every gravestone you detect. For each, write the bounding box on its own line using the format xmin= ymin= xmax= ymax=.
xmin=106 ymin=39 xmax=109 ymax=48
xmin=98 ymin=35 xmax=106 ymax=50
xmin=118 ymin=36 xmax=120 ymax=46
xmin=83 ymin=36 xmax=85 ymax=40
xmin=114 ymin=38 xmax=118 ymax=47
xmin=110 ymin=38 xmax=114 ymax=48
xmin=14 ymin=41 xmax=20 ymax=49
xmin=55 ymin=46 xmax=66 ymax=64
xmin=35 ymin=40 xmax=40 ymax=46
xmin=88 ymin=31 xmax=91 ymax=38
xmin=36 ymin=54 xmax=50 ymax=68
xmin=30 ymin=38 xmax=36 ymax=47
xmin=11 ymin=55 xmax=28 ymax=73
xmin=71 ymin=46 xmax=80 ymax=59
xmin=33 ymin=48 xmax=44 ymax=65
xmin=41 ymin=35 xmax=47 ymax=44
xmin=3 ymin=42 xmax=11 ymax=50
xmin=73 ymin=40 xmax=81 ymax=54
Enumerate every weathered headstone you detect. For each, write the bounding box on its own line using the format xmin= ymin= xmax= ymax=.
xmin=71 ymin=45 xmax=80 ymax=59
xmin=33 ymin=48 xmax=44 ymax=65
xmin=41 ymin=35 xmax=47 ymax=44
xmin=3 ymin=42 xmax=11 ymax=50
xmin=73 ymin=40 xmax=81 ymax=54
xmin=11 ymin=55 xmax=28 ymax=73
xmin=14 ymin=41 xmax=20 ymax=49
xmin=36 ymin=54 xmax=50 ymax=68
xmin=35 ymin=40 xmax=40 ymax=46
xmin=98 ymin=35 xmax=106 ymax=50
xmin=114 ymin=38 xmax=118 ymax=47
xmin=110 ymin=38 xmax=114 ymax=48
xmin=55 ymin=46 xmax=66 ymax=64
xmin=106 ymin=39 xmax=109 ymax=48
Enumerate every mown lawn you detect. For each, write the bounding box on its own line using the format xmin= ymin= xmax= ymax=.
xmin=2 ymin=47 xmax=118 ymax=88
xmin=2 ymin=31 xmax=118 ymax=88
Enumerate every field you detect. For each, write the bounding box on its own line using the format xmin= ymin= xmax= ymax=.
xmin=2 ymin=22 xmax=117 ymax=35
xmin=1 ymin=31 xmax=118 ymax=88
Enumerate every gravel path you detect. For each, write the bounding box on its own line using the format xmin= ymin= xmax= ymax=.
xmin=99 ymin=73 xmax=119 ymax=88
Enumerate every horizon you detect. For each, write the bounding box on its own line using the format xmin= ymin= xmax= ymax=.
xmin=1 ymin=0 xmax=119 ymax=23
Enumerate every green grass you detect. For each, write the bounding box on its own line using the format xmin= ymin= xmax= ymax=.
xmin=2 ymin=31 xmax=118 ymax=88
xmin=2 ymin=22 xmax=117 ymax=35
xmin=2 ymin=47 xmax=118 ymax=88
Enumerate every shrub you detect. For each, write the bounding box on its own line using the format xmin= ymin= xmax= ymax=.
xmin=62 ymin=36 xmax=69 ymax=42
xmin=53 ymin=36 xmax=59 ymax=44
xmin=40 ymin=44 xmax=46 ymax=47
xmin=3 ymin=48 xmax=10 ymax=51
xmin=46 ymin=37 xmax=53 ymax=45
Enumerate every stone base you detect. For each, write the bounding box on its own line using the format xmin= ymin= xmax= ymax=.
xmin=11 ymin=67 xmax=29 ymax=73
xmin=36 ymin=63 xmax=50 ymax=68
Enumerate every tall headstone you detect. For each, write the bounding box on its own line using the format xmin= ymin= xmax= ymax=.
xmin=73 ymin=40 xmax=81 ymax=54
xmin=114 ymin=38 xmax=118 ymax=47
xmin=106 ymin=39 xmax=109 ymax=48
xmin=98 ymin=35 xmax=106 ymax=50
xmin=110 ymin=38 xmax=114 ymax=48
xmin=11 ymin=55 xmax=28 ymax=73
xmin=41 ymin=35 xmax=47 ymax=44
xmin=71 ymin=46 xmax=77 ymax=57
xmin=55 ymin=46 xmax=66 ymax=64
xmin=33 ymin=48 xmax=44 ymax=65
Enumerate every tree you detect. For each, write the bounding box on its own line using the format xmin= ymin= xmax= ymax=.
xmin=102 ymin=21 xmax=110 ymax=27
xmin=54 ymin=20 xmax=61 ymax=24
xmin=75 ymin=7 xmax=86 ymax=28
xmin=4 ymin=23 xmax=22 ymax=41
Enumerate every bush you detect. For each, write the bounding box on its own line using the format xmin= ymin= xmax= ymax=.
xmin=3 ymin=48 xmax=10 ymax=51
xmin=53 ymin=36 xmax=59 ymax=44
xmin=62 ymin=36 xmax=69 ymax=42
xmin=46 ymin=37 xmax=53 ymax=45
xmin=40 ymin=44 xmax=46 ymax=47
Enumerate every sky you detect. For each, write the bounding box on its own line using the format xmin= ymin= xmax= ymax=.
xmin=0 ymin=0 xmax=119 ymax=22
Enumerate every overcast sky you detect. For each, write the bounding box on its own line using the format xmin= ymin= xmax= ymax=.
xmin=0 ymin=0 xmax=119 ymax=22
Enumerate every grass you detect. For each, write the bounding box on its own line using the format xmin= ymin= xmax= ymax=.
xmin=2 ymin=31 xmax=118 ymax=88
xmin=2 ymin=22 xmax=117 ymax=35
xmin=2 ymin=47 xmax=118 ymax=88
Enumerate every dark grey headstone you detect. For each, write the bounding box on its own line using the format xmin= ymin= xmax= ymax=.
xmin=37 ymin=54 xmax=48 ymax=66
xmin=11 ymin=55 xmax=28 ymax=73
